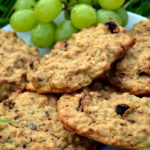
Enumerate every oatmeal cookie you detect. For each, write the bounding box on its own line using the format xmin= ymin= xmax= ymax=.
xmin=130 ymin=20 xmax=150 ymax=34
xmin=27 ymin=21 xmax=135 ymax=94
xmin=58 ymin=83 xmax=150 ymax=149
xmin=0 ymin=30 xmax=39 ymax=101
xmin=107 ymin=21 xmax=150 ymax=95
xmin=0 ymin=92 xmax=95 ymax=150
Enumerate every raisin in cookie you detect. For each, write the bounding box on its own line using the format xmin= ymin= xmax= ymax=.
xmin=27 ymin=21 xmax=135 ymax=94
xmin=107 ymin=21 xmax=150 ymax=95
xmin=58 ymin=83 xmax=150 ymax=149
xmin=0 ymin=92 xmax=96 ymax=150
xmin=0 ymin=30 xmax=39 ymax=101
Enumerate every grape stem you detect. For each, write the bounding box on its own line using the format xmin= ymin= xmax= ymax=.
xmin=123 ymin=0 xmax=137 ymax=9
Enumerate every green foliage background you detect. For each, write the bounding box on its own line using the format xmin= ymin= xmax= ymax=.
xmin=125 ymin=0 xmax=150 ymax=18
xmin=0 ymin=0 xmax=149 ymax=27
xmin=0 ymin=0 xmax=16 ymax=27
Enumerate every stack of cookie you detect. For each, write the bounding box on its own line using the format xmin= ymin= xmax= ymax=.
xmin=0 ymin=20 xmax=149 ymax=150
xmin=0 ymin=30 xmax=96 ymax=150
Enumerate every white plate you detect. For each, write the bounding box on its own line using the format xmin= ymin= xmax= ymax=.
xmin=2 ymin=12 xmax=147 ymax=150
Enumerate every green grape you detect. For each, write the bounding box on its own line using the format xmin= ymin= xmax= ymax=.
xmin=115 ymin=7 xmax=128 ymax=26
xmin=10 ymin=10 xmax=37 ymax=32
xmin=31 ymin=22 xmax=56 ymax=48
xmin=35 ymin=0 xmax=62 ymax=23
xmin=97 ymin=9 xmax=122 ymax=25
xmin=98 ymin=0 xmax=125 ymax=10
xmin=55 ymin=20 xmax=78 ymax=42
xmin=71 ymin=4 xmax=97 ymax=29
xmin=14 ymin=0 xmax=36 ymax=10
xmin=78 ymin=0 xmax=92 ymax=5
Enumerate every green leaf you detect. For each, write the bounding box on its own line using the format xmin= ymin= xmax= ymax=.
xmin=0 ymin=18 xmax=9 ymax=28
xmin=125 ymin=0 xmax=150 ymax=18
xmin=139 ymin=148 xmax=150 ymax=150
xmin=0 ymin=119 xmax=17 ymax=124
xmin=0 ymin=5 xmax=6 ymax=12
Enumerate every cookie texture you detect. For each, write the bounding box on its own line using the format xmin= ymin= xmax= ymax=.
xmin=0 ymin=30 xmax=39 ymax=101
xmin=0 ymin=92 xmax=95 ymax=150
xmin=27 ymin=22 xmax=135 ymax=94
xmin=58 ymin=83 xmax=150 ymax=149
xmin=107 ymin=20 xmax=150 ymax=95
xmin=130 ymin=20 xmax=150 ymax=34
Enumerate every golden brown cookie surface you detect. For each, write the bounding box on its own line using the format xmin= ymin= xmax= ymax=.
xmin=27 ymin=22 xmax=135 ymax=94
xmin=107 ymin=20 xmax=150 ymax=95
xmin=0 ymin=92 xmax=95 ymax=150
xmin=58 ymin=82 xmax=150 ymax=149
xmin=0 ymin=30 xmax=39 ymax=101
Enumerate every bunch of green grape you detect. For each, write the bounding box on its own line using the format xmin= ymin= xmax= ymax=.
xmin=10 ymin=0 xmax=128 ymax=48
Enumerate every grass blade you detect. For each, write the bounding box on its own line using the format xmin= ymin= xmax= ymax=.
xmin=0 ymin=119 xmax=17 ymax=123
